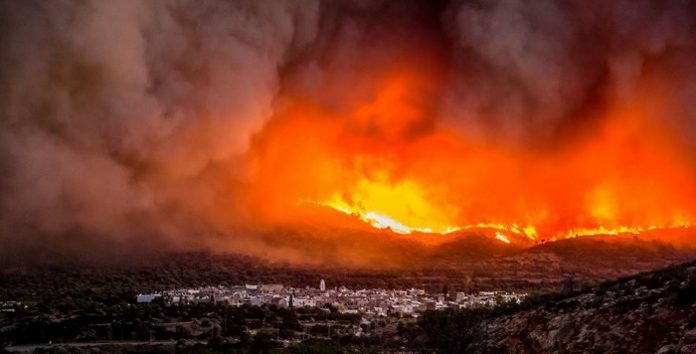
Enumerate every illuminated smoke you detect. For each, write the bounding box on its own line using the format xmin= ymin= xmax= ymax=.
xmin=1 ymin=0 xmax=696 ymax=263
xmin=0 ymin=0 xmax=320 ymax=256
xmin=443 ymin=0 xmax=696 ymax=145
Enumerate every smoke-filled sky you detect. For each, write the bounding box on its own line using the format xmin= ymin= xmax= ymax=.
xmin=2 ymin=0 xmax=696 ymax=264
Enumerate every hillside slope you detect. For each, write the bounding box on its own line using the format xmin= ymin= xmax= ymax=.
xmin=465 ymin=261 xmax=696 ymax=353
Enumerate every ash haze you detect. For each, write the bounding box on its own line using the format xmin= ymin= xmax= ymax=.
xmin=1 ymin=0 xmax=696 ymax=266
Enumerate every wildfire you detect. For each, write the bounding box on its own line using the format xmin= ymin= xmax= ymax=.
xmin=495 ymin=232 xmax=511 ymax=244
xmin=462 ymin=223 xmax=537 ymax=239
xmin=317 ymin=179 xmax=461 ymax=235
xmin=313 ymin=197 xmax=694 ymax=242
xmin=310 ymin=197 xmax=693 ymax=244
xmin=558 ymin=223 xmax=693 ymax=239
xmin=250 ymin=52 xmax=696 ymax=247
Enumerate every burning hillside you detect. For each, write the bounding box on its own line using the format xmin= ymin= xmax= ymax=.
xmin=1 ymin=0 xmax=696 ymax=264
xmin=249 ymin=35 xmax=696 ymax=244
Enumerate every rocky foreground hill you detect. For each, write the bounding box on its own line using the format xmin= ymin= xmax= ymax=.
xmin=453 ymin=260 xmax=696 ymax=354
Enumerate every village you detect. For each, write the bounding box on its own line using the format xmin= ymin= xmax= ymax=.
xmin=136 ymin=280 xmax=527 ymax=319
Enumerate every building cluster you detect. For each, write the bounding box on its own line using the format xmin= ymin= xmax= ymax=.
xmin=0 ymin=301 xmax=23 ymax=313
xmin=136 ymin=280 xmax=526 ymax=318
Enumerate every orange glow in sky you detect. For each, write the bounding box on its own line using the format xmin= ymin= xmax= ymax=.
xmin=248 ymin=57 xmax=696 ymax=243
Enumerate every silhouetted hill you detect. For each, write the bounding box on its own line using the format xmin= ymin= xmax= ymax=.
xmin=422 ymin=259 xmax=696 ymax=353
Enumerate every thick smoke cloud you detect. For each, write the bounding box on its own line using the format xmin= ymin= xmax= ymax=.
xmin=443 ymin=0 xmax=696 ymax=145
xmin=0 ymin=0 xmax=319 ymax=259
xmin=1 ymin=0 xmax=696 ymax=264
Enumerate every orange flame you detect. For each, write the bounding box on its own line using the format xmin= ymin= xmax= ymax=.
xmin=249 ymin=58 xmax=696 ymax=245
xmin=495 ymin=232 xmax=511 ymax=244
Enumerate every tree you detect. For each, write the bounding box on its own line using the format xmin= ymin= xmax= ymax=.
xmin=249 ymin=332 xmax=274 ymax=354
